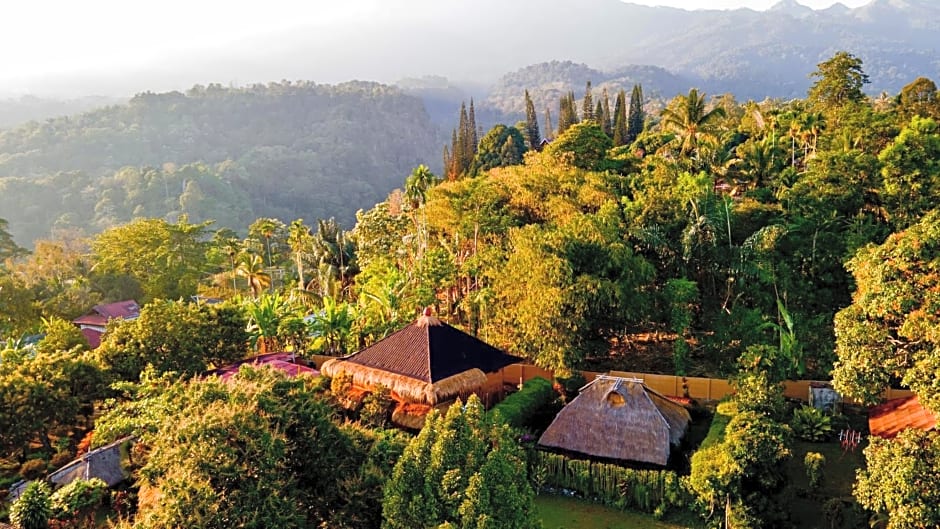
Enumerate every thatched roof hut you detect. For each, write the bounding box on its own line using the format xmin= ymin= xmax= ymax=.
xmin=538 ymin=375 xmax=691 ymax=466
xmin=321 ymin=310 xmax=521 ymax=406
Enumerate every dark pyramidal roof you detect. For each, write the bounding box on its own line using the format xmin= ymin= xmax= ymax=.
xmin=343 ymin=311 xmax=522 ymax=382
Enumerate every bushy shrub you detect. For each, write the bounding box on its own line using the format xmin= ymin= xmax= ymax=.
xmin=689 ymin=405 xmax=793 ymax=527
xmin=308 ymin=374 xmax=331 ymax=394
xmin=360 ymin=384 xmax=394 ymax=428
xmin=554 ymin=372 xmax=586 ymax=403
xmin=490 ymin=377 xmax=557 ymax=428
xmin=732 ymin=370 xmax=786 ymax=420
xmin=330 ymin=371 xmax=353 ymax=396
xmin=792 ymin=406 xmax=833 ymax=442
xmin=50 ymin=477 xmax=109 ymax=522
xmin=10 ymin=480 xmax=51 ymax=529
xmin=804 ymin=452 xmax=826 ymax=491
xmin=19 ymin=459 xmax=48 ymax=480
xmin=49 ymin=451 xmax=74 ymax=470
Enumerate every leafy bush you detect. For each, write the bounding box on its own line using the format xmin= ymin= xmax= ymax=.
xmin=19 ymin=459 xmax=48 ymax=480
xmin=10 ymin=480 xmax=51 ymax=529
xmin=732 ymin=370 xmax=786 ymax=420
xmin=490 ymin=377 xmax=557 ymax=428
xmin=554 ymin=372 xmax=586 ymax=403
xmin=791 ymin=406 xmax=833 ymax=442
xmin=360 ymin=384 xmax=394 ymax=428
xmin=689 ymin=408 xmax=792 ymax=527
xmin=49 ymin=451 xmax=74 ymax=470
xmin=804 ymin=452 xmax=826 ymax=491
xmin=330 ymin=371 xmax=353 ymax=396
xmin=50 ymin=477 xmax=109 ymax=521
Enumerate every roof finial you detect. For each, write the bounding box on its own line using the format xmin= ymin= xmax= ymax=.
xmin=416 ymin=306 xmax=441 ymax=327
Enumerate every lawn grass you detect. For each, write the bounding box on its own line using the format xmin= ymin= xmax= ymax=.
xmin=784 ymin=439 xmax=868 ymax=529
xmin=535 ymin=494 xmax=702 ymax=529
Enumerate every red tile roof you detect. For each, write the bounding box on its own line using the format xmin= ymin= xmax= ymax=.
xmin=73 ymin=300 xmax=140 ymax=328
xmin=93 ymin=300 xmax=140 ymax=319
xmin=869 ymin=395 xmax=937 ymax=439
xmin=340 ymin=314 xmax=522 ymax=382
xmin=208 ymin=353 xmax=319 ymax=381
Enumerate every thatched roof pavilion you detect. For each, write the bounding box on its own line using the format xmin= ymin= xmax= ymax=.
xmin=321 ymin=310 xmax=521 ymax=406
xmin=538 ymin=375 xmax=691 ymax=466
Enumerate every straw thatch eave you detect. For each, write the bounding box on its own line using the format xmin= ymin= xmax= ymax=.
xmin=321 ymin=358 xmax=486 ymax=405
xmin=646 ymin=391 xmax=691 ymax=446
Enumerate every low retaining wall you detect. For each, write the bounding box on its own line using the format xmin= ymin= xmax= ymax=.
xmin=310 ymin=354 xmax=912 ymax=404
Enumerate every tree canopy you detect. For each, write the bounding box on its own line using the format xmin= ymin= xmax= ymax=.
xmin=382 ymin=395 xmax=538 ymax=529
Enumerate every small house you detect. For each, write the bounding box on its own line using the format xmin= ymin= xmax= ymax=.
xmin=320 ymin=309 xmax=521 ymax=427
xmin=72 ymin=300 xmax=140 ymax=348
xmin=538 ymin=375 xmax=691 ymax=466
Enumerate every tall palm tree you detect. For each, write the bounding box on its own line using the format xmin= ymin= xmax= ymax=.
xmin=311 ymin=218 xmax=358 ymax=299
xmin=235 ymin=252 xmax=271 ymax=298
xmin=404 ymin=165 xmax=437 ymax=260
xmin=221 ymin=237 xmax=242 ymax=293
xmin=660 ymin=88 xmax=727 ymax=160
xmin=248 ymin=218 xmax=282 ymax=267
xmin=799 ymin=112 xmax=825 ymax=158
xmin=735 ymin=138 xmax=779 ymax=189
xmin=287 ymin=219 xmax=313 ymax=293
xmin=404 ymin=164 xmax=437 ymax=211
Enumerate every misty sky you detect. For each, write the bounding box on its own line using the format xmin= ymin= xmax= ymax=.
xmin=0 ymin=0 xmax=873 ymax=96
xmin=630 ymin=0 xmax=868 ymax=8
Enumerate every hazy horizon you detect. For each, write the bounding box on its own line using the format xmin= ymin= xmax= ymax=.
xmin=1 ymin=0 xmax=879 ymax=98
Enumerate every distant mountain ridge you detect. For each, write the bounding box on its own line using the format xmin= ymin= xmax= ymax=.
xmin=7 ymin=0 xmax=937 ymax=105
xmin=611 ymin=0 xmax=940 ymax=99
xmin=484 ymin=62 xmax=693 ymax=117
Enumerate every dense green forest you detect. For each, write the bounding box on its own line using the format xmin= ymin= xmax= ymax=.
xmin=0 ymin=81 xmax=441 ymax=245
xmin=3 ymin=51 xmax=940 ymax=528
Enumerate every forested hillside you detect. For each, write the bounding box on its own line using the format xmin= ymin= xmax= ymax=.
xmin=0 ymin=81 xmax=441 ymax=245
xmin=5 ymin=50 xmax=940 ymax=529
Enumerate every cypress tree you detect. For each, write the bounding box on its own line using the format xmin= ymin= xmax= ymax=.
xmin=452 ymin=101 xmax=480 ymax=177
xmin=627 ymin=84 xmax=645 ymax=144
xmin=523 ymin=90 xmax=541 ymax=150
xmin=558 ymin=92 xmax=579 ymax=135
xmin=458 ymin=102 xmax=470 ymax=174
xmin=544 ymin=107 xmax=554 ymax=142
xmin=601 ymin=87 xmax=613 ymax=137
xmin=582 ymin=81 xmax=594 ymax=121
xmin=468 ymin=98 xmax=479 ymax=156
xmin=612 ymin=90 xmax=628 ymax=147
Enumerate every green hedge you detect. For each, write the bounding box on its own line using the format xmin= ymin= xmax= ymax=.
xmin=533 ymin=451 xmax=688 ymax=517
xmin=699 ymin=402 xmax=734 ymax=451
xmin=490 ymin=376 xmax=556 ymax=428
